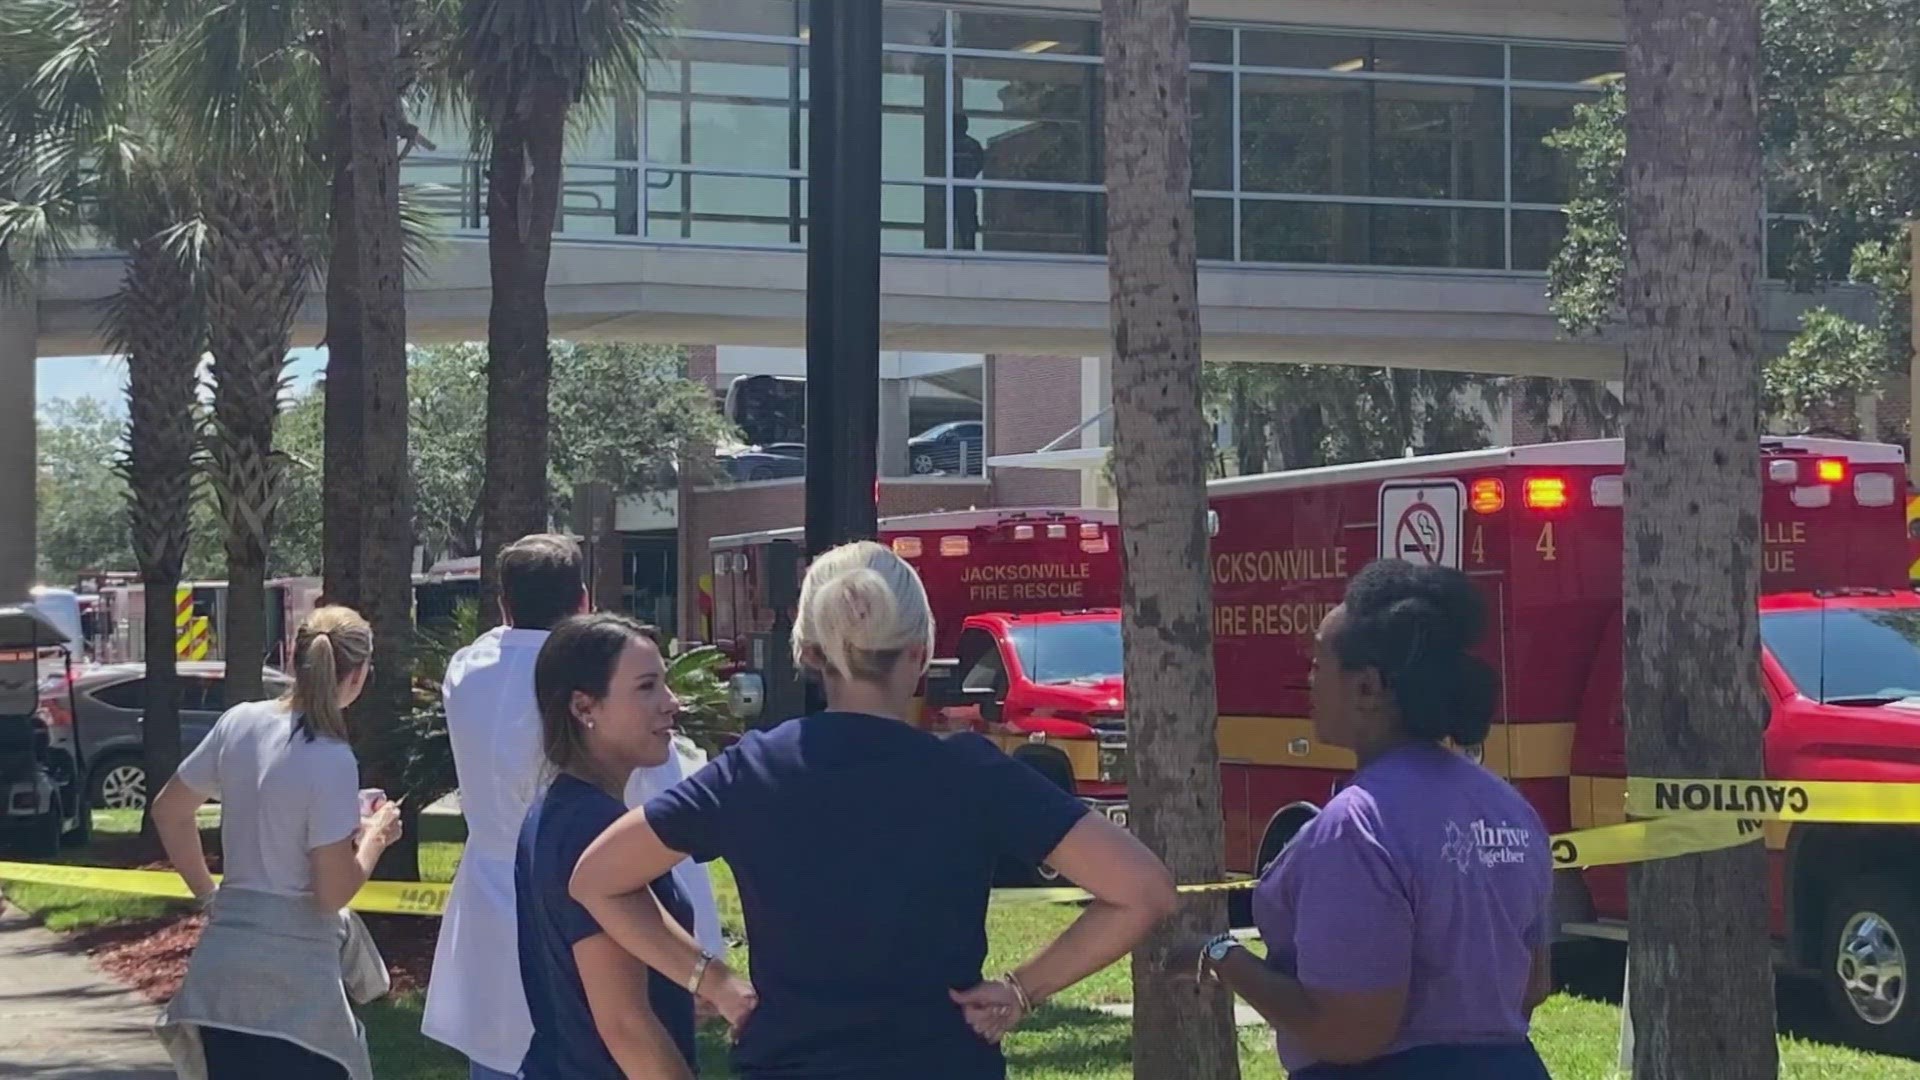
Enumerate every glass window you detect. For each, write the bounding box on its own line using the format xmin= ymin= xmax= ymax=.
xmin=1241 ymin=30 xmax=1373 ymax=71
xmin=1762 ymin=609 xmax=1920 ymax=704
xmin=677 ymin=0 xmax=803 ymax=37
xmin=1241 ymin=75 xmax=1368 ymax=195
xmin=974 ymin=186 xmax=1104 ymax=255
xmin=1196 ymin=197 xmax=1233 ymax=260
xmin=1241 ymin=201 xmax=1503 ymax=268
xmin=1511 ymin=45 xmax=1625 ymax=85
xmin=403 ymin=161 xmax=483 ymax=231
xmin=646 ymin=171 xmax=803 ymax=244
xmin=1371 ymin=83 xmax=1503 ymax=200
xmin=1512 ymin=209 xmax=1566 ymax=271
xmin=647 ymin=40 xmax=805 ymax=172
xmin=884 ymin=3 xmax=947 ymax=47
xmin=1767 ymin=217 xmax=1812 ymax=282
xmin=882 ymin=52 xmax=943 ymax=180
xmin=1191 ymin=70 xmax=1233 ymax=191
xmin=1510 ymin=89 xmax=1593 ymax=204
xmin=1191 ymin=26 xmax=1234 ymax=65
xmin=1370 ymin=38 xmax=1504 ymax=78
xmin=885 ymin=183 xmax=948 ymax=251
xmin=559 ymin=166 xmax=641 ymax=236
xmin=952 ymin=11 xmax=1099 ymax=56
xmin=1242 ymin=78 xmax=1501 ymax=200
xmin=1008 ymin=620 xmax=1124 ymax=684
xmin=955 ymin=57 xmax=1101 ymax=184
xmin=572 ymin=91 xmax=642 ymax=161
xmin=89 ymin=678 xmax=145 ymax=711
xmin=1370 ymin=204 xmax=1504 ymax=268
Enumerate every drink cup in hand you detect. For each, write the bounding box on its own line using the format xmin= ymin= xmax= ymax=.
xmin=358 ymin=788 xmax=388 ymax=819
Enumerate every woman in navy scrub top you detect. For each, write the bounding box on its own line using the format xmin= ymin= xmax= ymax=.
xmin=569 ymin=540 xmax=1178 ymax=1079
xmin=515 ymin=615 xmax=749 ymax=1080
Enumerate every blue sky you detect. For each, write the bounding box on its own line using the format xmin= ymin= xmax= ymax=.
xmin=37 ymin=347 xmax=329 ymax=412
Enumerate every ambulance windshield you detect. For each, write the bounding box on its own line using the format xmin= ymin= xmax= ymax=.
xmin=1007 ymin=619 xmax=1123 ymax=685
xmin=1762 ymin=607 xmax=1920 ymax=705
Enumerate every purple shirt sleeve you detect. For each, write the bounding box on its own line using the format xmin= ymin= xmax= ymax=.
xmin=1288 ymin=791 xmax=1414 ymax=994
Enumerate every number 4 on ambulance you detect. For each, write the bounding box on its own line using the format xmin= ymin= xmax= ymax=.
xmin=1203 ymin=436 xmax=1920 ymax=1055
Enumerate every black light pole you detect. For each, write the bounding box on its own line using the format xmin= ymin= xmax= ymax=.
xmin=803 ymin=0 xmax=882 ymax=558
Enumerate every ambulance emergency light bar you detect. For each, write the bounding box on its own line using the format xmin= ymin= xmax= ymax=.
xmin=890 ymin=515 xmax=1110 ymax=560
xmin=1474 ymin=455 xmax=1889 ymax=516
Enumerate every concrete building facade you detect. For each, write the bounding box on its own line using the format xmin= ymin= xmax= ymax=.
xmin=8 ymin=0 xmax=1868 ymax=604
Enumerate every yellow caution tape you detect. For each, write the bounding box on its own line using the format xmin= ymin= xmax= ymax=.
xmin=0 ymin=794 xmax=1794 ymax=916
xmin=0 ymin=862 xmax=456 ymax=916
xmin=1629 ymin=776 xmax=1920 ymax=823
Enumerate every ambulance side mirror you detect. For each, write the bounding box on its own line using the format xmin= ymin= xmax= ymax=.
xmin=961 ymin=686 xmax=1003 ymax=723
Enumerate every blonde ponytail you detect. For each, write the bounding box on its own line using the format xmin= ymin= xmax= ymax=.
xmin=286 ymin=605 xmax=373 ymax=742
xmin=792 ymin=541 xmax=934 ymax=683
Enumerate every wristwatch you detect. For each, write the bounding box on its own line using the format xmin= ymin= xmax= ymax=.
xmin=1197 ymin=932 xmax=1240 ymax=983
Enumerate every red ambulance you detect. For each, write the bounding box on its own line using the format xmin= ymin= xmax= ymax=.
xmin=1210 ymin=436 xmax=1920 ymax=1052
xmin=708 ymin=508 xmax=1131 ymax=844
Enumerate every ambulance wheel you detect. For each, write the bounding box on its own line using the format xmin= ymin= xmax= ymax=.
xmin=1823 ymin=873 xmax=1920 ymax=1056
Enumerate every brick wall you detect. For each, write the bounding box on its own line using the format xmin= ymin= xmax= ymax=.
xmin=677 ymin=478 xmax=993 ymax=638
xmin=986 ymin=353 xmax=1085 ymax=507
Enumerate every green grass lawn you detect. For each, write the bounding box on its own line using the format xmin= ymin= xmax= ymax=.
xmin=10 ymin=809 xmax=1920 ymax=1078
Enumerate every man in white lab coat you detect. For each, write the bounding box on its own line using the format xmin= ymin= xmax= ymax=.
xmin=422 ymin=534 xmax=728 ymax=1080
xmin=423 ymin=535 xmax=588 ymax=1080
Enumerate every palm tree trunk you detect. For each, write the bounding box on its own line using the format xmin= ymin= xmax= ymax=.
xmin=322 ymin=71 xmax=368 ymax=607
xmin=1101 ymin=2 xmax=1240 ymax=1077
xmin=1620 ymin=0 xmax=1776 ymax=1076
xmin=478 ymin=86 xmax=568 ymax=623
xmin=204 ymin=177 xmax=306 ymax=704
xmin=115 ymin=231 xmax=202 ymax=844
xmin=337 ymin=0 xmax=420 ymax=879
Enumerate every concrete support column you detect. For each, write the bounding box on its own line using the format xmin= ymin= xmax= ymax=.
xmin=877 ymin=377 xmax=911 ymax=477
xmin=0 ymin=297 xmax=37 ymax=603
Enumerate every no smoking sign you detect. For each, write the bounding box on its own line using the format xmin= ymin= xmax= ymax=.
xmin=1377 ymin=479 xmax=1465 ymax=570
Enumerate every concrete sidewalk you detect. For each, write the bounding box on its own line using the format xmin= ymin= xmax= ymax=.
xmin=0 ymin=905 xmax=172 ymax=1079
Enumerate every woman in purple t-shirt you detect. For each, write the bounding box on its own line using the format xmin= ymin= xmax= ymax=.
xmin=1198 ymin=559 xmax=1554 ymax=1079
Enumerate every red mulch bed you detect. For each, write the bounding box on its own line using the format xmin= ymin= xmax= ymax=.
xmin=67 ymin=903 xmax=443 ymax=1004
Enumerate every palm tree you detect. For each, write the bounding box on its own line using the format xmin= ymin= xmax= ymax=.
xmin=1618 ymin=0 xmax=1776 ymax=1075
xmin=444 ymin=0 xmax=671 ymax=617
xmin=1099 ymin=2 xmax=1240 ymax=1078
xmin=0 ymin=0 xmax=205 ymax=826
xmin=150 ymin=1 xmax=330 ymax=704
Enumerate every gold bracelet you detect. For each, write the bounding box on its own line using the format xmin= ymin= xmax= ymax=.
xmin=1003 ymin=971 xmax=1035 ymax=1013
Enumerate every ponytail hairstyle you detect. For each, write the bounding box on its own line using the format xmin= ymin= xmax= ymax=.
xmin=1329 ymin=559 xmax=1497 ymax=746
xmin=792 ymin=540 xmax=936 ymax=684
xmin=284 ymin=605 xmax=374 ymax=743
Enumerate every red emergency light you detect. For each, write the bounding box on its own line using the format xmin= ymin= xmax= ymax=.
xmin=1815 ymin=458 xmax=1848 ymax=484
xmin=1523 ymin=475 xmax=1570 ymax=511
xmin=1469 ymin=478 xmax=1505 ymax=514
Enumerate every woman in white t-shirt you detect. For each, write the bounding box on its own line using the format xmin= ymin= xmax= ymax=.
xmin=152 ymin=606 xmax=403 ymax=1080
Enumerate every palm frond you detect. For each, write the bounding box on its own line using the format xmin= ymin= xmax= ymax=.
xmin=449 ymin=0 xmax=676 ymax=149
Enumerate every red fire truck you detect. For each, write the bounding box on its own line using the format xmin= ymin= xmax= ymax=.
xmin=1211 ymin=436 xmax=1920 ymax=1051
xmin=709 ymin=508 xmax=1131 ymax=851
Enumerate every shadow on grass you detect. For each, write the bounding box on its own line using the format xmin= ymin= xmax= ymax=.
xmin=1553 ymin=939 xmax=1919 ymax=1063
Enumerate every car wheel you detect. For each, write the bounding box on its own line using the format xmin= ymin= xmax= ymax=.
xmin=912 ymin=452 xmax=937 ymax=475
xmin=93 ymin=757 xmax=148 ymax=811
xmin=1824 ymin=873 xmax=1920 ymax=1056
xmin=749 ymin=465 xmax=774 ymax=481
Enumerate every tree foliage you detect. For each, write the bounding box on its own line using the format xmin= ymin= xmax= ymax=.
xmin=1544 ymin=0 xmax=1920 ymax=429
xmin=1202 ymin=362 xmax=1496 ymax=477
xmin=36 ymin=398 xmax=138 ymax=582
xmin=409 ymin=340 xmax=738 ymax=561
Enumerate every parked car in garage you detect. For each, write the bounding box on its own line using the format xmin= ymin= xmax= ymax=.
xmin=43 ymin=661 xmax=292 ymax=810
xmin=908 ymin=420 xmax=985 ymax=476
xmin=719 ymin=442 xmax=807 ymax=482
